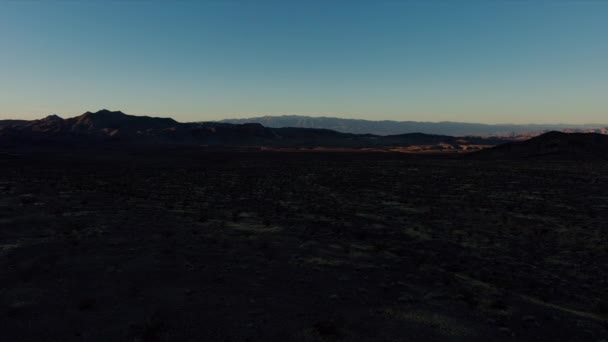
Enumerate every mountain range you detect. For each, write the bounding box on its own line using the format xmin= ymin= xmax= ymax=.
xmin=3 ymin=110 xmax=608 ymax=159
xmin=220 ymin=115 xmax=608 ymax=137
xmin=0 ymin=110 xmax=512 ymax=151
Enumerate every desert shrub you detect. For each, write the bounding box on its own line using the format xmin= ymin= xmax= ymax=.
xmin=78 ymin=298 xmax=96 ymax=311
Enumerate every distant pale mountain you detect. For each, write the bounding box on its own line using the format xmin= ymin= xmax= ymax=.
xmin=473 ymin=131 xmax=608 ymax=160
xmin=220 ymin=115 xmax=608 ymax=137
xmin=0 ymin=110 xmax=512 ymax=151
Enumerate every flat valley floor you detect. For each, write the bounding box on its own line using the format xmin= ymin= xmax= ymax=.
xmin=1 ymin=150 xmax=607 ymax=341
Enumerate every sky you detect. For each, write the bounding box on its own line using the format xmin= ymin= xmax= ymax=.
xmin=0 ymin=1 xmax=607 ymax=124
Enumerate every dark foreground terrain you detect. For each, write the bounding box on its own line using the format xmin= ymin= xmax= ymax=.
xmin=1 ymin=149 xmax=607 ymax=341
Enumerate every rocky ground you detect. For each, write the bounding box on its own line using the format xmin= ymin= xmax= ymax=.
xmin=1 ymin=149 xmax=607 ymax=341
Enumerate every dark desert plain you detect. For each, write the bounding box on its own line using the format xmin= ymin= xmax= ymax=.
xmin=1 ymin=113 xmax=608 ymax=341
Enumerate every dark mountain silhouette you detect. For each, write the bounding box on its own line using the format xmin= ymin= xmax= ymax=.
xmin=0 ymin=119 xmax=28 ymax=128
xmin=73 ymin=109 xmax=178 ymax=130
xmin=220 ymin=115 xmax=608 ymax=137
xmin=0 ymin=110 xmax=190 ymax=145
xmin=472 ymin=131 xmax=608 ymax=160
xmin=0 ymin=110 xmax=512 ymax=151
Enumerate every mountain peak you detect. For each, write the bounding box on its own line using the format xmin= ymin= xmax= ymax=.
xmin=83 ymin=109 xmax=126 ymax=116
xmin=43 ymin=114 xmax=63 ymax=121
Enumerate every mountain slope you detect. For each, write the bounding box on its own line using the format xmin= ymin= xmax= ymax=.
xmin=472 ymin=131 xmax=608 ymax=160
xmin=0 ymin=119 xmax=29 ymax=128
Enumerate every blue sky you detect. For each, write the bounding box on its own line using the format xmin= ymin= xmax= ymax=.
xmin=1 ymin=1 xmax=607 ymax=123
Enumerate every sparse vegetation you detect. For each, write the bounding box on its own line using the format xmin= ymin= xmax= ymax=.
xmin=0 ymin=149 xmax=607 ymax=341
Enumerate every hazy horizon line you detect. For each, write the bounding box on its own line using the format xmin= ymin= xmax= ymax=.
xmin=1 ymin=110 xmax=607 ymax=127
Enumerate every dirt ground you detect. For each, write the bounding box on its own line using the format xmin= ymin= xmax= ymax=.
xmin=1 ymin=149 xmax=607 ymax=341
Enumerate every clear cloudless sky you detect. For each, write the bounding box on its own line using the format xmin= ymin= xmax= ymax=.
xmin=1 ymin=0 xmax=607 ymax=124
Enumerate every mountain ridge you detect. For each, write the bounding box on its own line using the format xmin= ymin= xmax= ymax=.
xmin=220 ymin=115 xmax=608 ymax=137
xmin=0 ymin=110 xmax=511 ymax=151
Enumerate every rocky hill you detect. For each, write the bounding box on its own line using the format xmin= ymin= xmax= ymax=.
xmin=472 ymin=131 xmax=608 ymax=160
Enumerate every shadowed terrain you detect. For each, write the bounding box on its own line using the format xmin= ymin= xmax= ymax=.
xmin=1 ymin=148 xmax=607 ymax=341
xmin=474 ymin=131 xmax=608 ymax=160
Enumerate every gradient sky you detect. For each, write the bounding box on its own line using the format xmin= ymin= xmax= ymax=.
xmin=1 ymin=1 xmax=607 ymax=124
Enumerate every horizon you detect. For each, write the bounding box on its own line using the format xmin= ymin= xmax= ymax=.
xmin=4 ymin=109 xmax=608 ymax=127
xmin=1 ymin=1 xmax=607 ymax=124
